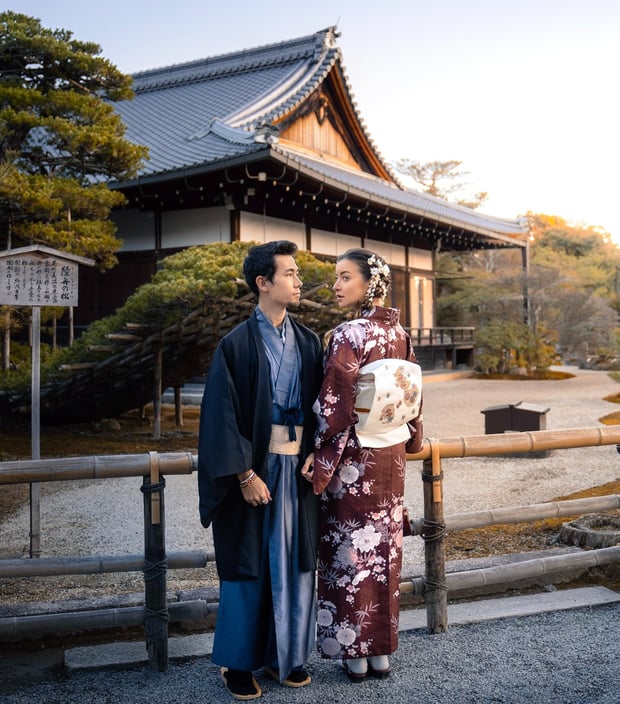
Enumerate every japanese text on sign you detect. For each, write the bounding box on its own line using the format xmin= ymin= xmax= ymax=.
xmin=0 ymin=255 xmax=80 ymax=307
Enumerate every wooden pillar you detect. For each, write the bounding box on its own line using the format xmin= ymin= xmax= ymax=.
xmin=174 ymin=386 xmax=183 ymax=427
xmin=142 ymin=452 xmax=168 ymax=671
xmin=152 ymin=344 xmax=162 ymax=439
xmin=29 ymin=306 xmax=41 ymax=558
xmin=422 ymin=438 xmax=447 ymax=633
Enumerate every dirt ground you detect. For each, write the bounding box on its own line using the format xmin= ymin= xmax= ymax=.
xmin=1 ymin=404 xmax=618 ymax=563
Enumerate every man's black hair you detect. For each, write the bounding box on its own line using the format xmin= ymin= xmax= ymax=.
xmin=243 ymin=240 xmax=298 ymax=297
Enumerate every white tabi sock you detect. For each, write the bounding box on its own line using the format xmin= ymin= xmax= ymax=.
xmin=346 ymin=657 xmax=368 ymax=675
xmin=368 ymin=655 xmax=390 ymax=671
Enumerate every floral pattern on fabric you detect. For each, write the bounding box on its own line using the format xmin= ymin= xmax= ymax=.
xmin=316 ymin=485 xmax=405 ymax=659
xmin=312 ymin=307 xmax=423 ymax=660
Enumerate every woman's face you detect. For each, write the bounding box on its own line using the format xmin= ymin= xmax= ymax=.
xmin=333 ymin=258 xmax=368 ymax=309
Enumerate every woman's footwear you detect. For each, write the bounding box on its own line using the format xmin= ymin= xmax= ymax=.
xmin=367 ymin=654 xmax=391 ymax=679
xmin=220 ymin=668 xmax=262 ymax=700
xmin=342 ymin=660 xmax=367 ymax=683
xmin=367 ymin=662 xmax=391 ymax=679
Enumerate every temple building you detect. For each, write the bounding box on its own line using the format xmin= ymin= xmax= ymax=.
xmin=88 ymin=26 xmax=527 ymax=369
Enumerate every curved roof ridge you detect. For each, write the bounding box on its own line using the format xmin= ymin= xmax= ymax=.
xmin=132 ymin=26 xmax=339 ymax=93
xmin=228 ymin=47 xmax=340 ymax=129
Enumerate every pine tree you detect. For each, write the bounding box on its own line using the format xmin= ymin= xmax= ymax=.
xmin=0 ymin=11 xmax=147 ymax=266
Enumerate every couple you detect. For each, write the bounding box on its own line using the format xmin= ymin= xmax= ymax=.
xmin=198 ymin=240 xmax=423 ymax=701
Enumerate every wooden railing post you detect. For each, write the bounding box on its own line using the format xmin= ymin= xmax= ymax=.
xmin=422 ymin=438 xmax=448 ymax=633
xmin=141 ymin=451 xmax=168 ymax=671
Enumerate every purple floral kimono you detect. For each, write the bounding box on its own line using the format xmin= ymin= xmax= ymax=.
xmin=312 ymin=306 xmax=423 ymax=660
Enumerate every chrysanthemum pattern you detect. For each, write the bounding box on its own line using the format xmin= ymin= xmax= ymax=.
xmin=316 ymin=488 xmax=404 ymax=658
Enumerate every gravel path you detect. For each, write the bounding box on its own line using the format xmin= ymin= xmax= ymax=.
xmin=1 ymin=604 xmax=618 ymax=703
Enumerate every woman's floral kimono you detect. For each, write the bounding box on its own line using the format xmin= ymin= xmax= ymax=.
xmin=312 ymin=306 xmax=423 ymax=660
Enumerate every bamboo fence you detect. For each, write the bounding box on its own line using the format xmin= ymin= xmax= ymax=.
xmin=1 ymin=426 xmax=619 ymax=669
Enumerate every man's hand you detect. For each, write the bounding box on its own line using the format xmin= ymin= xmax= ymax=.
xmin=238 ymin=470 xmax=271 ymax=506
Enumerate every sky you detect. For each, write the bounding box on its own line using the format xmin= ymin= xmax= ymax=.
xmin=8 ymin=0 xmax=620 ymax=242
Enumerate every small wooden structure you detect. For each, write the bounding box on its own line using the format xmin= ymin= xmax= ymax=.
xmin=0 ymin=245 xmax=94 ymax=557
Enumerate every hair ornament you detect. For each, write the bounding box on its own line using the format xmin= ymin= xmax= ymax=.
xmin=363 ymin=254 xmax=391 ymax=309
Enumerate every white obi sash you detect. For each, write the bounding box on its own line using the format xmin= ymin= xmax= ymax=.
xmin=354 ymin=358 xmax=422 ymax=448
xmin=269 ymin=424 xmax=303 ymax=455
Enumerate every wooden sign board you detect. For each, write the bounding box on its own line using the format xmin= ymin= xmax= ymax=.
xmin=0 ymin=245 xmax=94 ymax=307
xmin=0 ymin=253 xmax=80 ymax=307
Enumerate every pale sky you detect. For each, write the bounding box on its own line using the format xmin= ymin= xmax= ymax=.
xmin=8 ymin=0 xmax=620 ymax=242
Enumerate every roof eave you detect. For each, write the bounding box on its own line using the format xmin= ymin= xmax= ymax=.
xmin=111 ymin=146 xmax=527 ymax=248
xmin=109 ymin=147 xmax=274 ymax=190
xmin=266 ymin=149 xmax=527 ymax=246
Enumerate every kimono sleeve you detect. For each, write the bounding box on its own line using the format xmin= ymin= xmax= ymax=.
xmin=197 ymin=342 xmax=253 ymax=528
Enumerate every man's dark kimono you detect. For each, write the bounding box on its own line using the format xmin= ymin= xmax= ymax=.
xmin=198 ymin=312 xmax=323 ymax=580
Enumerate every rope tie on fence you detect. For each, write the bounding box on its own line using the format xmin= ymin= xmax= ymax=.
xmin=141 ymin=475 xmax=166 ymax=527
xmin=143 ymin=451 xmax=165 ymax=524
xmin=144 ymin=606 xmax=169 ymax=620
xmin=143 ymin=605 xmax=170 ymax=637
xmin=421 ymin=470 xmax=444 ymax=483
xmin=421 ymin=437 xmax=444 ymax=503
xmin=143 ymin=557 xmax=168 ymax=581
xmin=140 ymin=477 xmax=166 ymax=495
xmin=421 ymin=518 xmax=447 ymax=542
xmin=423 ymin=576 xmax=448 ymax=594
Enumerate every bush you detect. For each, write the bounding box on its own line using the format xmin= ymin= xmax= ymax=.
xmin=474 ymin=319 xmax=557 ymax=374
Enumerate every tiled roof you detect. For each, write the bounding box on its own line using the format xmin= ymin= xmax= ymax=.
xmin=273 ymin=146 xmax=526 ymax=241
xmin=112 ymin=27 xmax=527 ymax=240
xmin=114 ymin=27 xmax=348 ymax=177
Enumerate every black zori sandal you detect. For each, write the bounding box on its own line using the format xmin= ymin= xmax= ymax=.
xmin=220 ymin=668 xmax=262 ymax=701
xmin=367 ymin=662 xmax=391 ymax=679
xmin=264 ymin=665 xmax=312 ymax=687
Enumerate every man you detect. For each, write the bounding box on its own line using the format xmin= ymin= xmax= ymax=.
xmin=198 ymin=240 xmax=323 ymax=701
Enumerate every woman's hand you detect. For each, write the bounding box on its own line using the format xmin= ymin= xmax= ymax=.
xmin=300 ymin=453 xmax=314 ymax=482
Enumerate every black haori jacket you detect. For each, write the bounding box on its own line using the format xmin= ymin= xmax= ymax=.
xmin=197 ymin=312 xmax=323 ymax=580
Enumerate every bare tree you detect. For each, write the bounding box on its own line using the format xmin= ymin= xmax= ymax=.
xmin=394 ymin=158 xmax=488 ymax=209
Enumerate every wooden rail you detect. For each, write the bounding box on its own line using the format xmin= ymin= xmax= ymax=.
xmin=406 ymin=327 xmax=475 ymax=346
xmin=0 ymin=451 xmax=196 ymax=484
xmin=407 ymin=425 xmax=620 ymax=460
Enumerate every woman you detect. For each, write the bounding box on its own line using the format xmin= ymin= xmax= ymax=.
xmin=302 ymin=248 xmax=423 ymax=682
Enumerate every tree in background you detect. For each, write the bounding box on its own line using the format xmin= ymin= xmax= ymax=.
xmin=437 ymin=214 xmax=620 ymax=372
xmin=394 ymin=158 xmax=488 ymax=209
xmin=0 ymin=11 xmax=147 ymax=367
xmin=396 ymin=157 xmax=620 ymax=371
xmin=527 ymin=214 xmax=620 ymax=364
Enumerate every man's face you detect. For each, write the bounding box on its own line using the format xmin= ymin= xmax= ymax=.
xmin=261 ymin=254 xmax=302 ymax=308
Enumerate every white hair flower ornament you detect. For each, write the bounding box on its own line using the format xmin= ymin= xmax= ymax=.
xmin=363 ymin=254 xmax=391 ymax=309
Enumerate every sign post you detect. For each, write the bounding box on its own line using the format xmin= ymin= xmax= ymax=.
xmin=0 ymin=245 xmax=94 ymax=557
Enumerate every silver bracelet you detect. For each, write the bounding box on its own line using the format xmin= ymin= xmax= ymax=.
xmin=239 ymin=470 xmax=256 ymax=488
